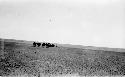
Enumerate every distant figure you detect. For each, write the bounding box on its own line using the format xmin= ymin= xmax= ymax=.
xmin=41 ymin=43 xmax=45 ymax=47
xmin=33 ymin=42 xmax=36 ymax=47
xmin=55 ymin=44 xmax=58 ymax=47
xmin=37 ymin=43 xmax=41 ymax=47
xmin=33 ymin=42 xmax=41 ymax=47
xmin=33 ymin=42 xmax=57 ymax=48
xmin=41 ymin=42 xmax=57 ymax=48
xmin=42 ymin=43 xmax=47 ymax=48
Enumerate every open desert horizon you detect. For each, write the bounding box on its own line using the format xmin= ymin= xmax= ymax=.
xmin=0 ymin=0 xmax=124 ymax=76
xmin=0 ymin=38 xmax=125 ymax=77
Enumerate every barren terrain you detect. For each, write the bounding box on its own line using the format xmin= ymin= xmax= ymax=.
xmin=0 ymin=38 xmax=125 ymax=77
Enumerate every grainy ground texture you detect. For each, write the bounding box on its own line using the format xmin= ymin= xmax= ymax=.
xmin=0 ymin=38 xmax=125 ymax=77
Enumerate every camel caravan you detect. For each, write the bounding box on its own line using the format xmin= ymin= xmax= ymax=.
xmin=33 ymin=42 xmax=57 ymax=48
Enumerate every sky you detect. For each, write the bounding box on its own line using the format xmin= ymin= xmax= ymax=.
xmin=0 ymin=0 xmax=125 ymax=48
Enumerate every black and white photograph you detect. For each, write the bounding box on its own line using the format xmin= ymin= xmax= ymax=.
xmin=0 ymin=0 xmax=125 ymax=77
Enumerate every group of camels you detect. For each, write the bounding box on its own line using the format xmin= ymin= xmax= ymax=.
xmin=33 ymin=42 xmax=57 ymax=48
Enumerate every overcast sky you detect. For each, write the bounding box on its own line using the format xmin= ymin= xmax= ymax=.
xmin=0 ymin=0 xmax=124 ymax=48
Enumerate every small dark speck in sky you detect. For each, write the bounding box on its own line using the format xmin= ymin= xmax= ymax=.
xmin=49 ymin=19 xmax=52 ymax=22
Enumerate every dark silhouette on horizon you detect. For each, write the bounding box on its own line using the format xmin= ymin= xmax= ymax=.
xmin=33 ymin=42 xmax=41 ymax=47
xmin=33 ymin=42 xmax=57 ymax=48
